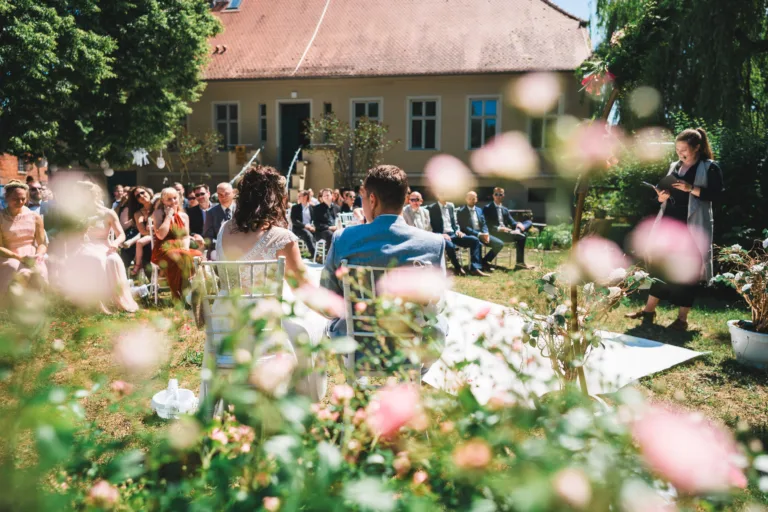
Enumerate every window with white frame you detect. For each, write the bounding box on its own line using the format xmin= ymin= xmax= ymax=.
xmin=17 ymin=158 xmax=26 ymax=175
xmin=214 ymin=103 xmax=239 ymax=149
xmin=351 ymin=100 xmax=381 ymax=127
xmin=468 ymin=98 xmax=498 ymax=149
xmin=259 ymin=104 xmax=267 ymax=143
xmin=408 ymin=98 xmax=439 ymax=150
xmin=528 ymin=98 xmax=563 ymax=149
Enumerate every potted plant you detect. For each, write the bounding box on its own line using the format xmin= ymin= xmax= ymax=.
xmin=712 ymin=233 xmax=768 ymax=368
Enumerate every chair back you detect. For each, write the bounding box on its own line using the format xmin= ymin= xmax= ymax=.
xmin=338 ymin=212 xmax=359 ymax=228
xmin=197 ymin=257 xmax=287 ymax=356
xmin=338 ymin=258 xmax=428 ymax=384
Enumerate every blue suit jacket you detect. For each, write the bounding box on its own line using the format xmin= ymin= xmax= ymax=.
xmin=456 ymin=205 xmax=489 ymax=237
xmin=320 ymin=214 xmax=447 ymax=338
xmin=482 ymin=202 xmax=519 ymax=233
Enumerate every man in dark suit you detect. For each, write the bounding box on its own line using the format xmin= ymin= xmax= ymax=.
xmin=290 ymin=190 xmax=316 ymax=255
xmin=203 ymin=182 xmax=236 ymax=259
xmin=457 ymin=191 xmax=504 ymax=272
xmin=311 ymin=188 xmax=338 ymax=248
xmin=187 ymin=184 xmax=210 ymax=235
xmin=427 ymin=198 xmax=488 ymax=277
xmin=482 ymin=187 xmax=533 ymax=269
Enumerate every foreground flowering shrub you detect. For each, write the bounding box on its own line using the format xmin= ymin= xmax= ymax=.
xmin=712 ymin=234 xmax=768 ymax=332
xmin=0 ymin=273 xmax=765 ymax=511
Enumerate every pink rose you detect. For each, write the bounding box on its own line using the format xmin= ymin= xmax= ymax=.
xmin=263 ymin=496 xmax=281 ymax=511
xmin=393 ymin=452 xmax=411 ymax=476
xmin=331 ymin=383 xmax=354 ymax=405
xmin=470 ymin=131 xmax=538 ymax=180
xmin=249 ymin=352 xmax=296 ymax=397
xmin=366 ymin=384 xmax=420 ymax=438
xmin=109 ymin=380 xmax=134 ymax=397
xmin=210 ymin=428 xmax=228 ymax=445
xmin=629 ymin=218 xmax=709 ymax=284
xmin=475 ymin=305 xmax=492 ymax=320
xmin=377 ymin=267 xmax=450 ymax=304
xmin=354 ymin=302 xmax=367 ymax=314
xmin=413 ymin=470 xmax=428 ymax=485
xmin=632 ymin=406 xmax=747 ymax=494
xmin=553 ymin=468 xmax=592 ymax=509
xmin=295 ymin=285 xmax=345 ymax=318
xmin=88 ymin=480 xmax=119 ymax=508
xmin=452 ymin=439 xmax=492 ymax=469
xmin=571 ymin=236 xmax=629 ymax=285
xmin=425 ymin=154 xmax=476 ymax=201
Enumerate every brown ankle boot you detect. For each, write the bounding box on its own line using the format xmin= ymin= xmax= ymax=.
xmin=625 ymin=310 xmax=656 ymax=324
xmin=667 ymin=319 xmax=689 ymax=331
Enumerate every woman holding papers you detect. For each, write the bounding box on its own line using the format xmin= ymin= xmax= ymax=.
xmin=626 ymin=128 xmax=724 ymax=331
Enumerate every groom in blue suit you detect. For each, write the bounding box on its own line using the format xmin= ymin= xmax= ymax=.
xmin=321 ymin=165 xmax=448 ymax=344
xmin=456 ymin=191 xmax=504 ymax=271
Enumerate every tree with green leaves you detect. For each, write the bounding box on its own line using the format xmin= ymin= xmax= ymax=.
xmin=0 ymin=0 xmax=220 ymax=167
xmin=588 ymin=0 xmax=768 ymax=129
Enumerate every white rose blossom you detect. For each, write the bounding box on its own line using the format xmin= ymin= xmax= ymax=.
xmin=543 ymin=284 xmax=558 ymax=298
xmin=632 ymin=270 xmax=649 ymax=281
xmin=554 ymin=304 xmax=569 ymax=317
xmin=608 ymin=268 xmax=628 ymax=282
xmin=583 ymin=283 xmax=595 ymax=295
xmin=731 ymin=244 xmax=742 ymax=251
xmin=763 ymin=238 xmax=768 ymax=249
xmin=542 ymin=272 xmax=556 ymax=283
xmin=607 ymin=287 xmax=623 ymax=300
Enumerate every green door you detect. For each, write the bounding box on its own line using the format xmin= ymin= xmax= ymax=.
xmin=279 ymin=103 xmax=311 ymax=172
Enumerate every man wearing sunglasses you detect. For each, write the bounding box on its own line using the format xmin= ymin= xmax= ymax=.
xmin=482 ymin=187 xmax=534 ymax=270
xmin=26 ymin=181 xmax=45 ymax=214
xmin=187 ymin=184 xmax=211 ymax=239
xmin=402 ymin=191 xmax=431 ymax=231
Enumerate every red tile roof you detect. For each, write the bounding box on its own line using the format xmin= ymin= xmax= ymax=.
xmin=204 ymin=0 xmax=591 ymax=81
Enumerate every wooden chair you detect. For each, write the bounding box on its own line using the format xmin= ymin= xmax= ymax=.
xmin=197 ymin=256 xmax=287 ymax=417
xmin=338 ymin=259 xmax=428 ymax=387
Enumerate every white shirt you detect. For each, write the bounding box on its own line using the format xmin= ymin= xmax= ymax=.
xmin=469 ymin=207 xmax=480 ymax=231
xmin=496 ymin=204 xmax=506 ymax=228
xmin=411 ymin=207 xmax=426 ymax=231
xmin=302 ymin=204 xmax=311 ymax=225
xmin=440 ymin=203 xmax=453 ymax=234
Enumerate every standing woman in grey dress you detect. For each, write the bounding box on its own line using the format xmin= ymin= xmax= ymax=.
xmin=626 ymin=128 xmax=724 ymax=331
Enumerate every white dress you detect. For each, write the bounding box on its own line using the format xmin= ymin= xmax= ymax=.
xmin=199 ymin=223 xmax=327 ymax=408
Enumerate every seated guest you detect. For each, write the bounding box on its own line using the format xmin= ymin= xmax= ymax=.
xmin=308 ymin=188 xmax=319 ymax=206
xmin=186 ymin=190 xmax=198 ymax=209
xmin=353 ymin=185 xmax=363 ymax=208
xmin=290 ymin=190 xmax=316 ymax=256
xmin=188 ymin=184 xmax=211 ymax=250
xmin=151 ymin=187 xmax=201 ymax=300
xmin=127 ymin=187 xmax=154 ymax=275
xmin=457 ymin=191 xmax=503 ymax=272
xmin=71 ymin=181 xmax=139 ymax=313
xmin=321 ymin=165 xmax=447 ymax=344
xmin=482 ymin=187 xmax=533 ymax=269
xmin=26 ymin=181 xmax=45 ymax=214
xmin=311 ymin=188 xmax=338 ymax=247
xmin=0 ymin=180 xmax=47 ymax=303
xmin=174 ymin=182 xmax=189 ymax=210
xmin=427 ymin=198 xmax=488 ymax=277
xmin=203 ymin=182 xmax=235 ymax=259
xmin=332 ymin=189 xmax=344 ymax=209
xmin=402 ymin=191 xmax=431 ymax=231
xmin=115 ymin=187 xmax=138 ymax=270
xmin=111 ymin=184 xmax=125 ymax=209
xmin=341 ymin=190 xmax=356 ymax=213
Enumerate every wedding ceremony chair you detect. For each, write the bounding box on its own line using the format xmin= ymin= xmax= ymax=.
xmin=197 ymin=256 xmax=287 ymax=417
xmin=338 ymin=212 xmax=359 ymax=228
xmin=313 ymin=239 xmax=327 ymax=264
xmin=338 ymin=259 xmax=426 ymax=388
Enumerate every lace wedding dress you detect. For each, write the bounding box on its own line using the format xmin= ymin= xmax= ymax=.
xmin=199 ymin=223 xmax=327 ymax=408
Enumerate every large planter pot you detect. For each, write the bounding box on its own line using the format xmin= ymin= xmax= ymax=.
xmin=727 ymin=320 xmax=768 ymax=369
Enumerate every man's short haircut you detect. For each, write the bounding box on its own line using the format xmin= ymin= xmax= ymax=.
xmin=494 ymin=186 xmax=505 ymax=194
xmin=363 ymin=165 xmax=409 ymax=211
xmin=174 ymin=182 xmax=183 ymax=188
xmin=319 ymin=188 xmax=333 ymax=196
xmin=299 ymin=190 xmax=309 ymax=198
xmin=193 ymin=184 xmax=209 ymax=192
xmin=114 ymin=184 xmax=123 ymax=190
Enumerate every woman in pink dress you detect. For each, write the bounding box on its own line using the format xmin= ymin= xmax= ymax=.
xmin=62 ymin=182 xmax=139 ymax=314
xmin=0 ymin=180 xmax=48 ymax=303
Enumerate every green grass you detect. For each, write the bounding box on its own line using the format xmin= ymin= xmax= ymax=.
xmin=3 ymin=250 xmax=767 ymax=506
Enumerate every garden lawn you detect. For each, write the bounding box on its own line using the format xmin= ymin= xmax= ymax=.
xmin=454 ymin=250 xmax=768 ymax=441
xmin=2 ymin=249 xmax=766 ymax=506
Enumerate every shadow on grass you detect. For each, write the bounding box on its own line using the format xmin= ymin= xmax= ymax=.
xmin=622 ymin=324 xmax=699 ymax=347
xmin=718 ymin=358 xmax=768 ymax=388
